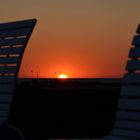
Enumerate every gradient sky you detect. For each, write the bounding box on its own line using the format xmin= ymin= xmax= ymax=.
xmin=0 ymin=0 xmax=140 ymax=78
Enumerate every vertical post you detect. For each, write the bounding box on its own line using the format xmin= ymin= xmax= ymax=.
xmin=37 ymin=71 xmax=39 ymax=83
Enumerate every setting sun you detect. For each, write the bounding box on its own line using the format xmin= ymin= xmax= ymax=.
xmin=58 ymin=74 xmax=68 ymax=79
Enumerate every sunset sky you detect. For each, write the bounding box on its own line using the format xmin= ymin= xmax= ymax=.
xmin=0 ymin=0 xmax=140 ymax=78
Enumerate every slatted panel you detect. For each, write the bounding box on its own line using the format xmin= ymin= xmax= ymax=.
xmin=0 ymin=117 xmax=6 ymax=123
xmin=132 ymin=35 xmax=140 ymax=46
xmin=0 ymin=103 xmax=10 ymax=110
xmin=0 ymin=57 xmax=19 ymax=64
xmin=0 ymin=19 xmax=37 ymax=31
xmin=0 ymin=84 xmax=14 ymax=93
xmin=0 ymin=28 xmax=32 ymax=38
xmin=124 ymin=73 xmax=140 ymax=83
xmin=0 ymin=19 xmax=37 ymax=125
xmin=104 ymin=135 xmax=136 ymax=140
xmin=0 ymin=111 xmax=8 ymax=116
xmin=136 ymin=24 xmax=140 ymax=33
xmin=103 ymin=25 xmax=140 ymax=140
xmin=111 ymin=129 xmax=140 ymax=138
xmin=0 ymin=76 xmax=15 ymax=83
xmin=0 ymin=95 xmax=12 ymax=103
xmin=0 ymin=47 xmax=23 ymax=55
xmin=0 ymin=66 xmax=17 ymax=73
xmin=114 ymin=120 xmax=140 ymax=130
xmin=118 ymin=98 xmax=140 ymax=110
xmin=120 ymin=86 xmax=140 ymax=97
xmin=0 ymin=38 xmax=27 ymax=46
xmin=116 ymin=111 xmax=140 ymax=120
xmin=126 ymin=60 xmax=140 ymax=70
xmin=129 ymin=47 xmax=140 ymax=57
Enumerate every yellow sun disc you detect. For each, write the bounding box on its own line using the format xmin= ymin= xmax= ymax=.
xmin=58 ymin=74 xmax=68 ymax=79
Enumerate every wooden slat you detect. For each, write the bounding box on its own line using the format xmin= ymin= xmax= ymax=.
xmin=0 ymin=116 xmax=6 ymax=124
xmin=129 ymin=47 xmax=140 ymax=58
xmin=0 ymin=103 xmax=10 ymax=110
xmin=0 ymin=57 xmax=19 ymax=64
xmin=0 ymin=47 xmax=23 ymax=55
xmin=0 ymin=66 xmax=17 ymax=73
xmin=0 ymin=19 xmax=37 ymax=31
xmin=123 ymin=73 xmax=140 ymax=83
xmin=104 ymin=135 xmax=135 ymax=140
xmin=0 ymin=84 xmax=14 ymax=93
xmin=132 ymin=35 xmax=140 ymax=46
xmin=111 ymin=129 xmax=140 ymax=138
xmin=126 ymin=60 xmax=140 ymax=70
xmin=114 ymin=120 xmax=140 ymax=130
xmin=116 ymin=111 xmax=140 ymax=121
xmin=0 ymin=94 xmax=12 ymax=103
xmin=120 ymin=86 xmax=140 ymax=97
xmin=118 ymin=98 xmax=140 ymax=111
xmin=0 ymin=28 xmax=32 ymax=38
xmin=0 ymin=38 xmax=27 ymax=46
xmin=0 ymin=76 xmax=15 ymax=83
xmin=0 ymin=110 xmax=8 ymax=116
xmin=136 ymin=24 xmax=140 ymax=34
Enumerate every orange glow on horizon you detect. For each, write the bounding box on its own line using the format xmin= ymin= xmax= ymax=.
xmin=13 ymin=0 xmax=139 ymax=79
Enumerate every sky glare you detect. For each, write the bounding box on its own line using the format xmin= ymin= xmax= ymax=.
xmin=0 ymin=0 xmax=140 ymax=78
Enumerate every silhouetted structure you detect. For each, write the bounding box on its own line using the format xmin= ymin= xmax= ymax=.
xmin=0 ymin=19 xmax=140 ymax=140
xmin=0 ymin=19 xmax=36 ymax=139
xmin=103 ymin=25 xmax=140 ymax=139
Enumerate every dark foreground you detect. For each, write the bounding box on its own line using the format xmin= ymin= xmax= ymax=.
xmin=8 ymin=79 xmax=121 ymax=140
